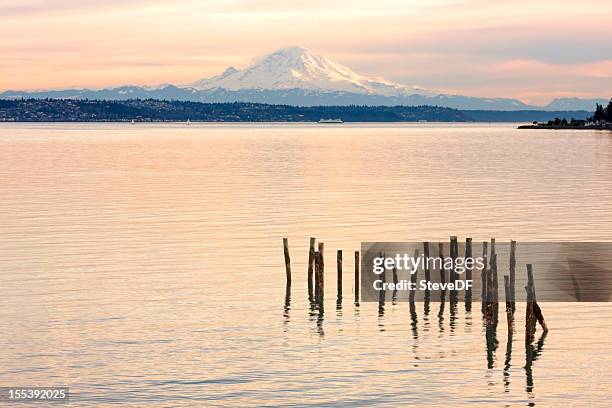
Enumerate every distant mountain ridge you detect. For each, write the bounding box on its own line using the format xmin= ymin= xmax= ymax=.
xmin=1 ymin=46 xmax=607 ymax=111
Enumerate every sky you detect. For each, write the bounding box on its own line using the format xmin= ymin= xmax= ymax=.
xmin=1 ymin=0 xmax=611 ymax=104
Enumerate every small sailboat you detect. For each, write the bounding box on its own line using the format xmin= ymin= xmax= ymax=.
xmin=186 ymin=119 xmax=191 ymax=125
xmin=131 ymin=119 xmax=135 ymax=125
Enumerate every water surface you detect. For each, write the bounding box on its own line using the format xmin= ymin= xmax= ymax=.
xmin=1 ymin=123 xmax=611 ymax=406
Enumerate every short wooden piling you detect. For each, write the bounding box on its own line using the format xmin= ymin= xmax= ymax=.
xmin=308 ymin=237 xmax=315 ymax=301
xmin=283 ymin=237 xmax=291 ymax=286
xmin=354 ymin=251 xmax=360 ymax=303
xmin=337 ymin=249 xmax=342 ymax=300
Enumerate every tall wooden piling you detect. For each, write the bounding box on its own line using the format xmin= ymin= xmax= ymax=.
xmin=465 ymin=238 xmax=473 ymax=301
xmin=354 ymin=251 xmax=360 ymax=303
xmin=283 ymin=237 xmax=291 ymax=286
xmin=490 ymin=238 xmax=498 ymax=303
xmin=316 ymin=243 xmax=325 ymax=303
xmin=308 ymin=237 xmax=315 ymax=301
xmin=525 ymin=264 xmax=548 ymax=341
xmin=438 ymin=242 xmax=446 ymax=299
xmin=450 ymin=236 xmax=458 ymax=301
xmin=481 ymin=241 xmax=488 ymax=305
xmin=509 ymin=240 xmax=516 ymax=305
xmin=337 ymin=250 xmax=342 ymax=300
xmin=314 ymin=251 xmax=320 ymax=302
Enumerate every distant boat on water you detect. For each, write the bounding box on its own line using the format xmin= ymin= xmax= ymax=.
xmin=186 ymin=119 xmax=191 ymax=125
xmin=318 ymin=118 xmax=343 ymax=123
xmin=131 ymin=119 xmax=135 ymax=125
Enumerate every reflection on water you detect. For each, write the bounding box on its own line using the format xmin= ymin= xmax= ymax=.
xmin=1 ymin=123 xmax=612 ymax=406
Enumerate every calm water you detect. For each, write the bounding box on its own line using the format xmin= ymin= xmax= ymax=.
xmin=1 ymin=123 xmax=611 ymax=407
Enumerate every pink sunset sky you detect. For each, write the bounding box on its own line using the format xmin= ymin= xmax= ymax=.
xmin=1 ymin=0 xmax=611 ymax=105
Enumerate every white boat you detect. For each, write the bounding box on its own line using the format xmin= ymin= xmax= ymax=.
xmin=131 ymin=119 xmax=135 ymax=125
xmin=318 ymin=118 xmax=343 ymax=123
xmin=186 ymin=119 xmax=191 ymax=125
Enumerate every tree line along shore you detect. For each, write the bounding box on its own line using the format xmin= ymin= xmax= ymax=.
xmin=518 ymin=98 xmax=612 ymax=129
xmin=0 ymin=98 xmax=592 ymax=123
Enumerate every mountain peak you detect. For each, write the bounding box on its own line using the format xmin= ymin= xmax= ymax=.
xmin=190 ymin=46 xmax=414 ymax=96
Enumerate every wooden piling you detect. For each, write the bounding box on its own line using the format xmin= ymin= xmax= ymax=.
xmin=438 ymin=242 xmax=446 ymax=299
xmin=409 ymin=249 xmax=418 ymax=303
xmin=465 ymin=238 xmax=473 ymax=301
xmin=450 ymin=236 xmax=458 ymax=301
xmin=308 ymin=237 xmax=315 ymax=301
xmin=337 ymin=250 xmax=342 ymax=300
xmin=283 ymin=237 xmax=291 ymax=286
xmin=481 ymin=241 xmax=488 ymax=305
xmin=317 ymin=243 xmax=325 ymax=303
xmin=314 ymin=250 xmax=320 ymax=302
xmin=509 ymin=240 xmax=516 ymax=304
xmin=525 ymin=264 xmax=548 ymax=341
xmin=490 ymin=239 xmax=498 ymax=303
xmin=424 ymin=242 xmax=431 ymax=301
xmin=354 ymin=251 xmax=360 ymax=303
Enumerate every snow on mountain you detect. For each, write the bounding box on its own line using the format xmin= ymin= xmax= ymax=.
xmin=190 ymin=46 xmax=425 ymax=96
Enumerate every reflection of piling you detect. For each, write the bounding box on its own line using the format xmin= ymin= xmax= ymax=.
xmin=354 ymin=251 xmax=360 ymax=304
xmin=504 ymin=275 xmax=513 ymax=332
xmin=337 ymin=250 xmax=342 ymax=301
xmin=308 ymin=237 xmax=315 ymax=301
xmin=283 ymin=238 xmax=291 ymax=286
xmin=525 ymin=264 xmax=548 ymax=342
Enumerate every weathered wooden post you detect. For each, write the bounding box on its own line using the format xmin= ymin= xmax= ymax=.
xmin=490 ymin=238 xmax=498 ymax=303
xmin=481 ymin=241 xmax=488 ymax=308
xmin=438 ymin=242 xmax=446 ymax=299
xmin=283 ymin=237 xmax=291 ymax=286
xmin=314 ymin=250 xmax=320 ymax=302
xmin=465 ymin=238 xmax=473 ymax=302
xmin=409 ymin=249 xmax=418 ymax=303
xmin=337 ymin=249 xmax=342 ymax=301
xmin=423 ymin=242 xmax=431 ymax=301
xmin=525 ymin=264 xmax=548 ymax=342
xmin=509 ymin=240 xmax=516 ymax=306
xmin=308 ymin=237 xmax=315 ymax=301
xmin=317 ymin=243 xmax=325 ymax=304
xmin=354 ymin=250 xmax=360 ymax=303
xmin=450 ymin=236 xmax=458 ymax=302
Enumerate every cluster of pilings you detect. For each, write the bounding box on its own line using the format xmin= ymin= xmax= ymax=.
xmin=283 ymin=236 xmax=548 ymax=342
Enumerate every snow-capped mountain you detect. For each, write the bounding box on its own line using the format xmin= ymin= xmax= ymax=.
xmin=1 ymin=46 xmax=605 ymax=111
xmin=190 ymin=46 xmax=426 ymax=97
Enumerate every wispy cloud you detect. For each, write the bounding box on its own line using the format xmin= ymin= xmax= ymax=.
xmin=1 ymin=0 xmax=610 ymax=103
